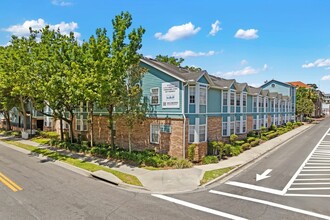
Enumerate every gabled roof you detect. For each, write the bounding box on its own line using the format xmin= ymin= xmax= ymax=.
xmin=261 ymin=79 xmax=294 ymax=88
xmin=209 ymin=75 xmax=235 ymax=89
xmin=235 ymin=82 xmax=248 ymax=92
xmin=287 ymin=81 xmax=311 ymax=88
xmin=247 ymin=86 xmax=262 ymax=95
xmin=261 ymin=89 xmax=269 ymax=96
xmin=141 ymin=57 xmax=214 ymax=85
xmin=268 ymin=92 xmax=278 ymax=98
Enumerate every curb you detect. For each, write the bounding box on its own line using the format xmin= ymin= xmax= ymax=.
xmin=199 ymin=124 xmax=315 ymax=188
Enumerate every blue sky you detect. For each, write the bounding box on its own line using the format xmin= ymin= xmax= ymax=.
xmin=1 ymin=0 xmax=330 ymax=92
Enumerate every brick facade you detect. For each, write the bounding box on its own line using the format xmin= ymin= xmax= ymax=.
xmin=247 ymin=115 xmax=253 ymax=132
xmin=207 ymin=116 xmax=222 ymax=141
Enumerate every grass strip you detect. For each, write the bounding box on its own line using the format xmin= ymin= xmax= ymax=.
xmin=31 ymin=137 xmax=50 ymax=145
xmin=2 ymin=140 xmax=142 ymax=186
xmin=200 ymin=166 xmax=236 ymax=185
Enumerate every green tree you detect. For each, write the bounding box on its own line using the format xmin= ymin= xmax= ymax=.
xmin=120 ymin=64 xmax=147 ymax=152
xmin=98 ymin=11 xmax=145 ymax=147
xmin=155 ymin=55 xmax=184 ymax=67
xmin=296 ymin=87 xmax=315 ymax=118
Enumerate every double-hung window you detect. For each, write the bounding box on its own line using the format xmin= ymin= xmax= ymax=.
xmin=236 ymin=93 xmax=241 ymax=106
xmin=253 ymin=96 xmax=257 ymax=109
xmin=200 ymin=87 xmax=207 ymax=105
xmin=189 ymin=125 xmax=195 ymax=143
xmin=235 ymin=120 xmax=240 ymax=134
xmin=150 ymin=124 xmax=160 ymax=144
xmin=242 ymin=93 xmax=247 ymax=112
xmin=230 ymin=121 xmax=235 ymax=135
xmin=222 ymin=122 xmax=228 ymax=136
xmin=150 ymin=88 xmax=159 ymax=105
xmin=242 ymin=120 xmax=247 ymax=133
xmin=189 ymin=87 xmax=195 ymax=104
xmin=230 ymin=92 xmax=235 ymax=106
xmin=199 ymin=125 xmax=206 ymax=142
xmin=75 ymin=114 xmax=88 ymax=131
xmin=223 ymin=91 xmax=228 ymax=106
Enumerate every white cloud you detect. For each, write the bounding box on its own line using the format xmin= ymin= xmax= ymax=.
xmin=302 ymin=58 xmax=330 ymax=69
xmin=172 ymin=50 xmax=215 ymax=58
xmin=321 ymin=75 xmax=330 ymax=80
xmin=263 ymin=64 xmax=269 ymax=71
xmin=4 ymin=18 xmax=81 ymax=39
xmin=235 ymin=29 xmax=259 ymax=40
xmin=240 ymin=59 xmax=248 ymax=65
xmin=209 ymin=20 xmax=221 ymax=36
xmin=222 ymin=66 xmax=258 ymax=77
xmin=155 ymin=22 xmax=201 ymax=42
xmin=51 ymin=0 xmax=72 ymax=6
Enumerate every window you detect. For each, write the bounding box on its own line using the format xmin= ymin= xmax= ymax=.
xmin=189 ymin=125 xmax=195 ymax=143
xmin=189 ymin=87 xmax=195 ymax=104
xmin=271 ymin=83 xmax=275 ymax=88
xmin=75 ymin=114 xmax=88 ymax=131
xmin=236 ymin=93 xmax=241 ymax=106
xmin=199 ymin=125 xmax=206 ymax=142
xmin=243 ymin=93 xmax=247 ymax=107
xmin=230 ymin=92 xmax=235 ymax=106
xmin=222 ymin=122 xmax=228 ymax=136
xmin=235 ymin=121 xmax=240 ymax=134
xmin=242 ymin=120 xmax=247 ymax=133
xmin=259 ymin=96 xmax=263 ymax=107
xmin=223 ymin=91 xmax=228 ymax=106
xmin=253 ymin=96 xmax=257 ymax=108
xmin=253 ymin=119 xmax=257 ymax=130
xmin=230 ymin=121 xmax=235 ymax=135
xmin=200 ymin=87 xmax=207 ymax=105
xmin=150 ymin=124 xmax=160 ymax=144
xmin=150 ymin=88 xmax=159 ymax=105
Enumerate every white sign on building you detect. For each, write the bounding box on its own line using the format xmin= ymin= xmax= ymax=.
xmin=162 ymin=81 xmax=180 ymax=108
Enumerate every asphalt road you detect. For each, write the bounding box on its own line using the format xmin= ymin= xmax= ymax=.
xmin=1 ymin=118 xmax=330 ymax=219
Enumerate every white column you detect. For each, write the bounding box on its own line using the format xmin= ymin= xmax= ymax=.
xmin=195 ymin=118 xmax=199 ymax=143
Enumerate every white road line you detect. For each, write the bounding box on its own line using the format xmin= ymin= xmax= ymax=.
xmin=304 ymin=166 xmax=330 ymax=168
xmin=308 ymin=160 xmax=330 ymax=162
xmin=226 ymin=181 xmax=284 ymax=195
xmin=151 ymin=194 xmax=247 ymax=220
xmin=292 ymin=182 xmax=330 ymax=185
xmin=306 ymin=163 xmax=330 ymax=165
xmin=288 ymin=187 xmax=330 ymax=190
xmin=298 ymin=174 xmax=330 ymax=176
xmin=302 ymin=169 xmax=330 ymax=171
xmin=296 ymin=178 xmax=330 ymax=181
xmin=282 ymin=128 xmax=330 ymax=193
xmin=209 ymin=190 xmax=330 ymax=220
xmin=285 ymin=193 xmax=330 ymax=197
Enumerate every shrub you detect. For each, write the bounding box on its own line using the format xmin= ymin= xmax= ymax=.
xmin=266 ymin=132 xmax=278 ymax=139
xmin=188 ymin=144 xmax=196 ymax=161
xmin=261 ymin=136 xmax=269 ymax=141
xmin=173 ymin=159 xmax=193 ymax=169
xmin=208 ymin=141 xmax=224 ymax=158
xmin=250 ymin=139 xmax=260 ymax=147
xmin=230 ymin=134 xmax=238 ymax=144
xmin=269 ymin=124 xmax=277 ymax=131
xmin=247 ymin=130 xmax=258 ymax=137
xmin=229 ymin=145 xmax=241 ymax=156
xmin=260 ymin=126 xmax=267 ymax=134
xmin=235 ymin=140 xmax=245 ymax=146
xmin=224 ymin=144 xmax=232 ymax=157
xmin=241 ymin=143 xmax=251 ymax=151
xmin=247 ymin=137 xmax=256 ymax=143
xmin=40 ymin=131 xmax=59 ymax=139
xmin=202 ymin=155 xmax=219 ymax=164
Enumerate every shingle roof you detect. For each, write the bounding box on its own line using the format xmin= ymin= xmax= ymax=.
xmin=268 ymin=92 xmax=278 ymax=98
xmin=287 ymin=81 xmax=311 ymax=88
xmin=261 ymin=89 xmax=269 ymax=96
xmin=247 ymin=86 xmax=262 ymax=95
xmin=209 ymin=75 xmax=235 ymax=89
xmin=235 ymin=82 xmax=248 ymax=92
xmin=141 ymin=57 xmax=204 ymax=82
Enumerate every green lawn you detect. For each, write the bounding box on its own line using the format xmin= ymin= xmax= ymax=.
xmin=200 ymin=166 xmax=236 ymax=185
xmin=31 ymin=137 xmax=51 ymax=145
xmin=2 ymin=140 xmax=142 ymax=186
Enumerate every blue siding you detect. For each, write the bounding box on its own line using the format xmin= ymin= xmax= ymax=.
xmin=141 ymin=63 xmax=183 ymax=114
xmin=247 ymin=95 xmax=253 ymax=112
xmin=198 ymin=75 xmax=208 ymax=84
xmin=208 ymin=88 xmax=220 ymax=113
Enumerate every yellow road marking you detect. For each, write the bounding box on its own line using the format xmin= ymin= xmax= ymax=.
xmin=0 ymin=172 xmax=23 ymax=192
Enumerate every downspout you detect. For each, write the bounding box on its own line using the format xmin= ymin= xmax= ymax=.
xmin=182 ymin=82 xmax=188 ymax=159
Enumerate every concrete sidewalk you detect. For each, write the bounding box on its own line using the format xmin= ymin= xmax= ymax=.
xmin=6 ymin=123 xmax=314 ymax=194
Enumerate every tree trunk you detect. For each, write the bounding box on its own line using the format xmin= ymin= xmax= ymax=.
xmin=19 ymin=95 xmax=27 ymax=130
xmin=90 ymin=103 xmax=94 ymax=147
xmin=128 ymin=129 xmax=132 ymax=153
xmin=108 ymin=105 xmax=115 ymax=147
xmin=69 ymin=112 xmax=74 ymax=143
xmin=60 ymin=117 xmax=64 ymax=141
xmin=4 ymin=111 xmax=11 ymax=131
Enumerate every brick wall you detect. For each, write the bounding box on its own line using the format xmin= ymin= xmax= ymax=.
xmin=207 ymin=116 xmax=222 ymax=141
xmin=194 ymin=142 xmax=208 ymax=162
xmin=247 ymin=115 xmax=253 ymax=132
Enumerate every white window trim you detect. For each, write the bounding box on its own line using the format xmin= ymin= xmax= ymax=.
xmin=188 ymin=125 xmax=195 ymax=143
xmin=150 ymin=124 xmax=160 ymax=144
xmin=150 ymin=87 xmax=160 ymax=105
xmin=199 ymin=86 xmax=207 ymax=106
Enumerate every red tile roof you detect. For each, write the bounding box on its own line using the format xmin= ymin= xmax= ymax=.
xmin=287 ymin=81 xmax=311 ymax=88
